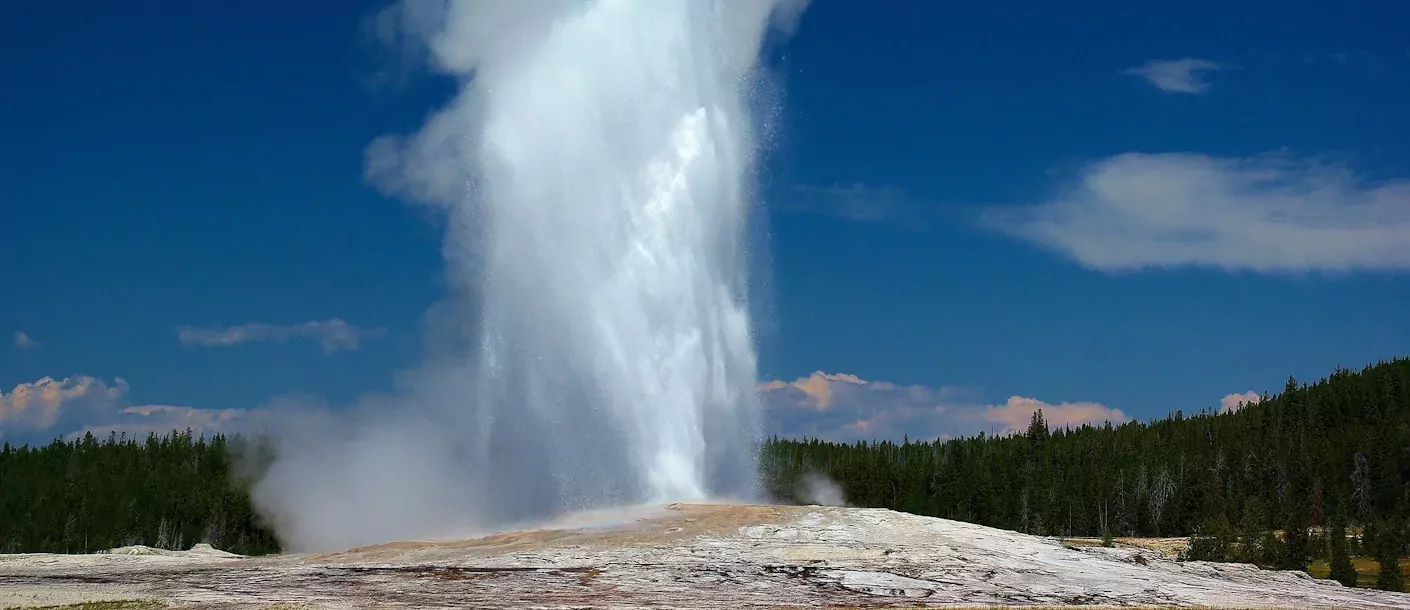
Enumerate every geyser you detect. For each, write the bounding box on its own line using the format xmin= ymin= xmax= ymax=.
xmin=250 ymin=0 xmax=807 ymax=551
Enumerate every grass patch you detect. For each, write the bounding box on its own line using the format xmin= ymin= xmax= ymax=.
xmin=1306 ymin=557 xmax=1410 ymax=588
xmin=1060 ymin=536 xmax=1188 ymax=557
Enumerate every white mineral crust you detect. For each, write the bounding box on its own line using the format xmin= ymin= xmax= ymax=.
xmin=2 ymin=504 xmax=1407 ymax=608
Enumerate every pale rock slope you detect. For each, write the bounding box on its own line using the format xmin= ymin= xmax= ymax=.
xmin=2 ymin=504 xmax=1408 ymax=608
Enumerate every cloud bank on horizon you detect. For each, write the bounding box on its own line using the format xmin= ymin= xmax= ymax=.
xmin=760 ymin=370 xmax=1129 ymax=441
xmin=5 ymin=370 xmax=1262 ymax=447
xmin=0 ymin=375 xmax=268 ymax=444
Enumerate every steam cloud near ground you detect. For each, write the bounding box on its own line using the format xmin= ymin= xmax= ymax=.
xmin=798 ymin=471 xmax=848 ymax=507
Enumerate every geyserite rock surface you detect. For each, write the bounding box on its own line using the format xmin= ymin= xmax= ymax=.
xmin=2 ymin=504 xmax=1407 ymax=608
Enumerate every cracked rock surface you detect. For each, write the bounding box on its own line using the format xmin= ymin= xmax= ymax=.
xmin=2 ymin=504 xmax=1408 ymax=608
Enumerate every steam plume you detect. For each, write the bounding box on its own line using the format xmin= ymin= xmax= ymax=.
xmin=799 ymin=471 xmax=848 ymax=507
xmin=250 ymin=0 xmax=808 ymax=552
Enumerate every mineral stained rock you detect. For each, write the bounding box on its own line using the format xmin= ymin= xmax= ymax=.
xmin=2 ymin=504 xmax=1408 ymax=608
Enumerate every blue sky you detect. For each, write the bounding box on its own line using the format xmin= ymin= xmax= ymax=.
xmin=4 ymin=0 xmax=1409 ymax=445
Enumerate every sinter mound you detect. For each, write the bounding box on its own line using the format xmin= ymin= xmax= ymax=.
xmin=2 ymin=504 xmax=1408 ymax=609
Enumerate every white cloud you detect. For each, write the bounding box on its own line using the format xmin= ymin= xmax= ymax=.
xmin=1220 ymin=391 xmax=1263 ymax=413
xmin=759 ymin=371 xmax=1126 ymax=441
xmin=177 ymin=319 xmax=385 ymax=353
xmin=12 ymin=331 xmax=40 ymax=350
xmin=1 ymin=376 xmax=128 ymax=432
xmin=986 ymin=152 xmax=1410 ymax=273
xmin=1123 ymin=58 xmax=1227 ymax=93
xmin=759 ymin=371 xmax=867 ymax=408
xmin=979 ymin=396 xmax=1127 ymax=432
xmin=0 ymin=375 xmax=259 ymax=444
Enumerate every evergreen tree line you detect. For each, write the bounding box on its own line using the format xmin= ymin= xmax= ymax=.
xmin=0 ymin=430 xmax=279 ymax=555
xmin=1 ymin=358 xmax=1405 ymax=589
xmin=762 ymin=357 xmax=1410 ymax=591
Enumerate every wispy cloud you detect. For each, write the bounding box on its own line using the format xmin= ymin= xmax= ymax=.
xmin=177 ymin=319 xmax=385 ymax=353
xmin=984 ymin=152 xmax=1410 ymax=273
xmin=12 ymin=331 xmax=40 ymax=350
xmin=1303 ymin=51 xmax=1385 ymax=75
xmin=759 ymin=370 xmax=1126 ymax=442
xmin=65 ymin=405 xmax=258 ymax=442
xmin=785 ymin=183 xmax=924 ymax=227
xmin=1123 ymin=58 xmax=1227 ymax=94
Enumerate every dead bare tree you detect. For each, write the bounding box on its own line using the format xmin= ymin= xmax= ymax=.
xmin=1149 ymin=467 xmax=1175 ymax=535
xmin=1352 ymin=452 xmax=1373 ymax=523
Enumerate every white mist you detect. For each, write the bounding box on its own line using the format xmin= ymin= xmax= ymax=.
xmin=251 ymin=0 xmax=807 ymax=551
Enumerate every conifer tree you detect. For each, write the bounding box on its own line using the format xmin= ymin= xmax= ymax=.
xmin=1328 ymin=518 xmax=1358 ymax=587
xmin=1280 ymin=505 xmax=1312 ymax=571
xmin=1237 ymin=496 xmax=1268 ymax=564
xmin=1185 ymin=513 xmax=1232 ymax=562
xmin=1369 ymin=520 xmax=1405 ymax=592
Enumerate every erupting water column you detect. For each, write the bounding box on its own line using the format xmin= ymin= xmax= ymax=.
xmin=463 ymin=0 xmax=790 ymax=514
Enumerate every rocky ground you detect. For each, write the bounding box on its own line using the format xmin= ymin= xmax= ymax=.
xmin=2 ymin=503 xmax=1408 ymax=609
